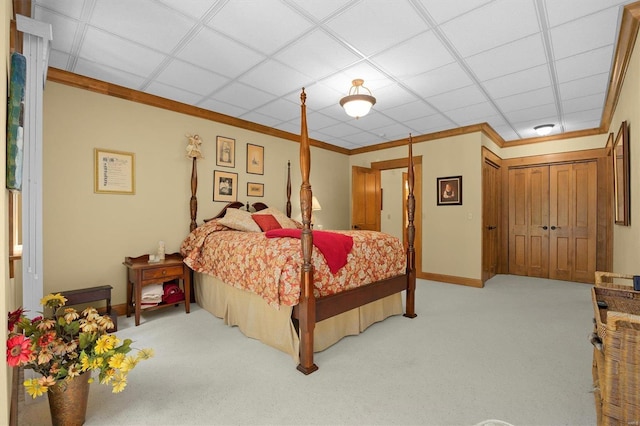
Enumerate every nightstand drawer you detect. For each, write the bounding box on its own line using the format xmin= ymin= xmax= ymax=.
xmin=142 ymin=265 xmax=184 ymax=281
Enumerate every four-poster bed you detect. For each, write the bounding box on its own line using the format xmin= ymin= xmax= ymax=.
xmin=180 ymin=89 xmax=416 ymax=374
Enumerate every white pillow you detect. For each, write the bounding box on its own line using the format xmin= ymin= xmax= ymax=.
xmin=218 ymin=208 xmax=261 ymax=232
xmin=257 ymin=207 xmax=299 ymax=229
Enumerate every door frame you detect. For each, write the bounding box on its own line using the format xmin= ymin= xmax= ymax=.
xmin=371 ymin=156 xmax=423 ymax=278
xmin=501 ymin=148 xmax=611 ymax=276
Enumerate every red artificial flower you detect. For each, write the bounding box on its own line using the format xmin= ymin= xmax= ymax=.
xmin=7 ymin=307 xmax=24 ymax=331
xmin=6 ymin=335 xmax=32 ymax=367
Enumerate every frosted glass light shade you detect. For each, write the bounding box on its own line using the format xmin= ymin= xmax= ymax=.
xmin=340 ymin=79 xmax=376 ymax=119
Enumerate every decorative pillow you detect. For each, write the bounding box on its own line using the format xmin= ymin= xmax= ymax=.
xmin=259 ymin=207 xmax=299 ymax=229
xmin=252 ymin=214 xmax=282 ymax=232
xmin=218 ymin=208 xmax=261 ymax=232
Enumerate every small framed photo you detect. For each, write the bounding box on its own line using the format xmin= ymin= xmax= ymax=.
xmin=247 ymin=182 xmax=264 ymax=197
xmin=213 ymin=170 xmax=238 ymax=202
xmin=216 ymin=136 xmax=235 ymax=168
xmin=437 ymin=176 xmax=462 ymax=206
xmin=246 ymin=143 xmax=264 ymax=175
xmin=94 ymin=148 xmax=135 ymax=195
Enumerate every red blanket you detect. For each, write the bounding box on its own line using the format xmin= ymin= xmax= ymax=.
xmin=265 ymin=229 xmax=354 ymax=273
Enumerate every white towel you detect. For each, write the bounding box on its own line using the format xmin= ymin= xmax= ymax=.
xmin=141 ymin=284 xmax=163 ymax=302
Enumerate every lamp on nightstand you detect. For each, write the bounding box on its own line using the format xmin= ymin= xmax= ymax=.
xmin=311 ymin=196 xmax=322 ymax=228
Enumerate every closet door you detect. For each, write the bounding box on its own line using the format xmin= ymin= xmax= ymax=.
xmin=548 ymin=162 xmax=597 ymax=282
xmin=508 ymin=166 xmax=549 ymax=277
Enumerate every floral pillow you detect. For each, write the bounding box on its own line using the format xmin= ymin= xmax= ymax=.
xmin=258 ymin=207 xmax=299 ymax=229
xmin=218 ymin=208 xmax=261 ymax=232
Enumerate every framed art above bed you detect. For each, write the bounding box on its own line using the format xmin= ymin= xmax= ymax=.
xmin=213 ymin=170 xmax=237 ymax=202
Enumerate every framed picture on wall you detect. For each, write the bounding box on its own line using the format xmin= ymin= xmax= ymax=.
xmin=437 ymin=176 xmax=462 ymax=206
xmin=213 ymin=170 xmax=238 ymax=202
xmin=94 ymin=148 xmax=135 ymax=195
xmin=246 ymin=143 xmax=264 ymax=175
xmin=247 ymin=182 xmax=264 ymax=197
xmin=613 ymin=121 xmax=630 ymax=225
xmin=216 ymin=136 xmax=235 ymax=168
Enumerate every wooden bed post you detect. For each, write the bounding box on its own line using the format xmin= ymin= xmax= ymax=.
xmin=404 ymin=135 xmax=417 ymax=318
xmin=286 ymin=161 xmax=292 ymax=218
xmin=190 ymin=156 xmax=198 ymax=232
xmin=297 ymin=88 xmax=319 ymax=374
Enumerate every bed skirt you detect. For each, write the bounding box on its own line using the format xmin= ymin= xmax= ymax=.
xmin=194 ymin=273 xmax=403 ymax=363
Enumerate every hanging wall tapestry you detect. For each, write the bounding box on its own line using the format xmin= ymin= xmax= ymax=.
xmin=6 ymin=52 xmax=26 ymax=191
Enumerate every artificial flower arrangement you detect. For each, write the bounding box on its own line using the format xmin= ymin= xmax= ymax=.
xmin=7 ymin=293 xmax=153 ymax=398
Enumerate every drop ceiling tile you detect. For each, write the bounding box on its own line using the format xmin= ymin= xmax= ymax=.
xmin=495 ymin=86 xmax=555 ymax=113
xmin=416 ymin=0 xmax=493 ymax=24
xmin=348 ymin=112 xmax=396 ymax=132
xmin=428 ymin=85 xmax=488 ymax=112
xmin=240 ymin=111 xmax=282 ymax=128
xmin=78 ymin=28 xmax=166 ymax=77
xmin=440 ymin=0 xmax=540 ymax=57
xmin=555 ymin=45 xmax=615 ymax=83
xmin=445 ymin=102 xmax=499 ymax=125
xmin=240 ymin=61 xmax=313 ymax=97
xmin=90 ymin=0 xmax=195 ymax=53
xmin=325 ymin=0 xmax=427 ymax=56
xmin=506 ymin=103 xmax=558 ymax=124
xmin=493 ymin=126 xmax=520 ymax=141
xmin=308 ymin=112 xmax=344 ymax=130
xmin=550 ymin=7 xmax=619 ymax=59
xmin=564 ymin=118 xmax=601 ymax=132
xmin=74 ymin=58 xmax=147 ymax=89
xmin=289 ymin=0 xmax=355 ymax=22
xmin=275 ymin=30 xmax=360 ymax=81
xmin=155 ymin=60 xmax=230 ymax=96
xmin=562 ymin=93 xmax=605 ymax=114
xmin=298 ymin=82 xmax=344 ymax=111
xmin=403 ymin=62 xmax=473 ymax=99
xmin=34 ymin=0 xmax=85 ymax=19
xmin=371 ymin=31 xmax=455 ymax=78
xmin=544 ymin=0 xmax=631 ymax=27
xmin=145 ymin=81 xmax=204 ymax=106
xmin=559 ymin=73 xmax=609 ymax=100
xmin=213 ymin=82 xmax=279 ymax=110
xmin=47 ymin=50 xmax=70 ymax=70
xmin=156 ymin=0 xmax=217 ymax=20
xmin=33 ymin=9 xmax=78 ymax=53
xmin=403 ymin=113 xmax=455 ymax=134
xmin=253 ymin=98 xmax=300 ymax=123
xmin=466 ymin=34 xmax=547 ymax=82
xmin=197 ymin=97 xmax=248 ymax=118
xmin=316 ymin=122 xmax=362 ymax=139
xmin=483 ymin=65 xmax=551 ymax=99
xmin=177 ymin=27 xmax=265 ymax=79
xmin=367 ymin=83 xmax=421 ymax=111
xmin=207 ymin=1 xmax=314 ymax=55
xmin=383 ymin=100 xmax=438 ymax=122
xmin=564 ymin=108 xmax=602 ymax=125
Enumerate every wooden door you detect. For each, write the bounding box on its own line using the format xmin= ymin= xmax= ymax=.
xmin=508 ymin=167 xmax=549 ymax=277
xmin=548 ymin=162 xmax=597 ymax=282
xmin=482 ymin=159 xmax=500 ymax=281
xmin=352 ymin=166 xmax=381 ymax=231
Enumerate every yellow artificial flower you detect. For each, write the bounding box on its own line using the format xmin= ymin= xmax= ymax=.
xmin=40 ymin=293 xmax=67 ymax=308
xmin=137 ymin=348 xmax=155 ymax=360
xmin=95 ymin=335 xmax=115 ymax=354
xmin=89 ymin=356 xmax=104 ymax=370
xmin=24 ymin=378 xmax=48 ymax=398
xmin=111 ymin=372 xmax=127 ymax=393
xmin=108 ymin=353 xmax=126 ymax=369
xmin=100 ymin=368 xmax=116 ymax=385
xmin=120 ymin=355 xmax=137 ymax=373
xmin=80 ymin=354 xmax=91 ymax=371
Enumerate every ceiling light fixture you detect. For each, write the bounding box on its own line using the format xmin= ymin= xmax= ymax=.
xmin=340 ymin=79 xmax=376 ymax=119
xmin=534 ymin=124 xmax=555 ymax=136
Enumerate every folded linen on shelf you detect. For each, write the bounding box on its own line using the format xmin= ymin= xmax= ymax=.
xmin=141 ymin=283 xmax=163 ymax=305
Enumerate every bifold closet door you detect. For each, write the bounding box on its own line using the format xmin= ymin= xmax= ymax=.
xmin=508 ymin=162 xmax=596 ymax=283
xmin=508 ymin=166 xmax=549 ymax=278
xmin=548 ymin=162 xmax=597 ymax=282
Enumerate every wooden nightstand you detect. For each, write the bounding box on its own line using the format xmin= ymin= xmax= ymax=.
xmin=124 ymin=252 xmax=190 ymax=326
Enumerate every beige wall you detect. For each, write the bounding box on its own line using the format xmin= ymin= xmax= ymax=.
xmin=42 ymin=82 xmax=350 ymax=305
xmin=351 ymin=133 xmax=484 ymax=280
xmin=611 ymin=29 xmax=640 ymax=274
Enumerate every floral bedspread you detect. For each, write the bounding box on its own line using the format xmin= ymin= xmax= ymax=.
xmin=179 ymin=220 xmax=406 ymax=308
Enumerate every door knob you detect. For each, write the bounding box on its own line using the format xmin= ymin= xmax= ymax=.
xmin=539 ymin=226 xmax=548 ymax=230
xmin=550 ymin=226 xmax=560 ymax=230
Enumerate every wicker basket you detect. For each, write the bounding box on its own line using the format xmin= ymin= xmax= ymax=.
xmin=591 ymin=272 xmax=640 ymax=425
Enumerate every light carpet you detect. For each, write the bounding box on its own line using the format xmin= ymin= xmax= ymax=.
xmin=18 ymin=275 xmax=596 ymax=425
